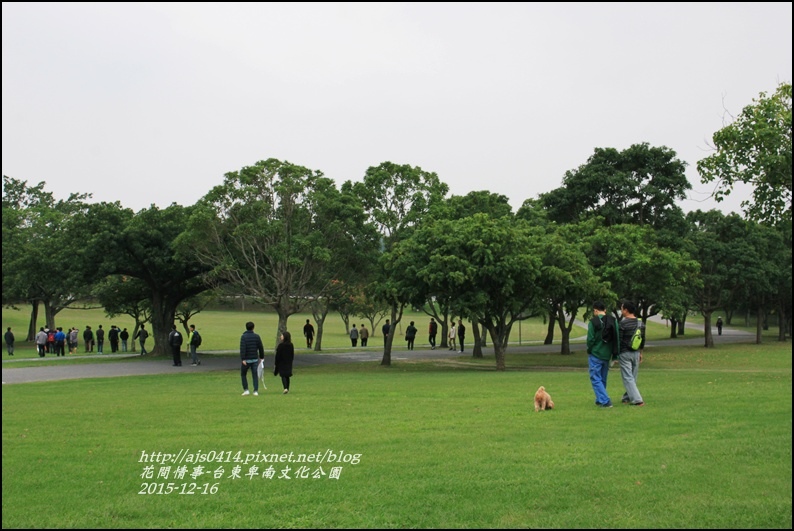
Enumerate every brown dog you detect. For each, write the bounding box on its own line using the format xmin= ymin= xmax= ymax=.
xmin=534 ymin=386 xmax=554 ymax=412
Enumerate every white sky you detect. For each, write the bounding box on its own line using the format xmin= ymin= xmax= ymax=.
xmin=2 ymin=2 xmax=791 ymax=216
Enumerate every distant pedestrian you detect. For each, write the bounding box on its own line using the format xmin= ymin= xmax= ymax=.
xmin=96 ymin=325 xmax=105 ymax=354
xmin=359 ymin=324 xmax=369 ymax=346
xmin=618 ymin=301 xmax=645 ymax=406
xmin=303 ymin=319 xmax=315 ymax=348
xmin=457 ymin=319 xmax=466 ymax=353
xmin=108 ymin=325 xmax=120 ymax=353
xmin=120 ymin=327 xmax=130 ymax=352
xmin=189 ymin=324 xmax=201 ymax=366
xmin=382 ymin=320 xmax=390 ymax=343
xmin=4 ymin=327 xmax=14 ymax=356
xmin=350 ymin=324 xmax=359 ymax=347
xmin=68 ymin=327 xmax=79 ymax=355
xmin=240 ymin=321 xmax=265 ymax=396
xmin=405 ymin=321 xmax=417 ymax=350
xmin=83 ymin=326 xmax=94 ymax=352
xmin=35 ymin=327 xmax=47 ymax=357
xmin=716 ymin=316 xmax=723 ymax=336
xmin=54 ymin=327 xmax=66 ymax=357
xmin=448 ymin=322 xmax=457 ymax=351
xmin=168 ymin=324 xmax=183 ymax=367
xmin=274 ymin=331 xmax=295 ymax=394
xmin=134 ymin=324 xmax=149 ymax=355
xmin=428 ymin=318 xmax=438 ymax=349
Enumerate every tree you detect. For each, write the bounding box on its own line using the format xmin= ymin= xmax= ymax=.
xmin=698 ymin=82 xmax=792 ymax=228
xmin=348 ymin=161 xmax=449 ymax=365
xmin=92 ymin=275 xmax=152 ymax=352
xmin=391 ymin=215 xmax=543 ymax=370
xmin=2 ymin=176 xmax=95 ymax=334
xmin=183 ymin=158 xmax=368 ymax=347
xmin=540 ymin=143 xmax=691 ymax=229
xmin=86 ymin=202 xmax=214 ymax=356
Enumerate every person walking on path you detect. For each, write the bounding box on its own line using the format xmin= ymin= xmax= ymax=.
xmin=240 ymin=321 xmax=265 ymax=396
xmin=716 ymin=316 xmax=723 ymax=336
xmin=428 ymin=318 xmax=438 ymax=350
xmin=5 ymin=327 xmax=15 ymax=356
xmin=448 ymin=322 xmax=457 ymax=351
xmin=618 ymin=301 xmax=645 ymax=406
xmin=359 ymin=324 xmax=369 ymax=347
xmin=405 ymin=321 xmax=417 ymax=350
xmin=274 ymin=330 xmax=295 ymax=394
xmin=168 ymin=324 xmax=183 ymax=367
xmin=586 ymin=301 xmax=619 ymax=408
xmin=134 ymin=324 xmax=149 ymax=355
xmin=189 ymin=324 xmax=201 ymax=366
xmin=457 ymin=320 xmax=466 ymax=353
xmin=350 ymin=324 xmax=359 ymax=347
xmin=303 ymin=319 xmax=315 ymax=349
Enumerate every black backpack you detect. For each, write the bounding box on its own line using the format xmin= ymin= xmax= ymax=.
xmin=192 ymin=331 xmax=202 ymax=346
xmin=591 ymin=314 xmax=618 ymax=356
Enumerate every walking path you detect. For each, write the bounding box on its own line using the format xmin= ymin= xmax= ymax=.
xmin=2 ymin=320 xmax=754 ymax=385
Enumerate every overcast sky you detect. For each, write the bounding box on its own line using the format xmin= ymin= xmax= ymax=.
xmin=2 ymin=2 xmax=792 ymax=216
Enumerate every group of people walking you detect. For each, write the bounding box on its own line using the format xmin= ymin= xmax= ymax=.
xmin=404 ymin=318 xmax=466 ymax=352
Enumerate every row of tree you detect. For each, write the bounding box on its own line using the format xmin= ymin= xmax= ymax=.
xmin=3 ymin=83 xmax=790 ymax=369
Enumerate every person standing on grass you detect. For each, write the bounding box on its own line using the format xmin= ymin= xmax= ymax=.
xmin=586 ymin=300 xmax=618 ymax=408
xmin=240 ymin=321 xmax=265 ymax=396
xmin=134 ymin=324 xmax=149 ymax=355
xmin=5 ymin=327 xmax=14 ymax=356
xmin=382 ymin=319 xmax=390 ymax=344
xmin=83 ymin=325 xmax=94 ymax=352
xmin=448 ymin=321 xmax=457 ymax=351
xmin=36 ymin=327 xmax=47 ymax=357
xmin=274 ymin=330 xmax=295 ymax=394
xmin=618 ymin=300 xmax=645 ymax=406
xmin=68 ymin=327 xmax=79 ymax=355
xmin=120 ymin=327 xmax=130 ymax=352
xmin=96 ymin=325 xmax=105 ymax=354
xmin=54 ymin=327 xmax=66 ymax=357
xmin=303 ymin=319 xmax=315 ymax=348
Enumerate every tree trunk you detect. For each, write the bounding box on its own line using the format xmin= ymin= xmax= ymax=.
xmin=778 ymin=299 xmax=789 ymax=342
xmin=471 ymin=321 xmax=483 ymax=358
xmin=756 ymin=304 xmax=764 ymax=344
xmin=380 ymin=303 xmax=403 ymax=366
xmin=669 ymin=318 xmax=678 ymax=339
xmin=26 ymin=300 xmax=40 ymax=341
xmin=544 ymin=312 xmax=555 ymax=344
xmin=704 ymin=311 xmax=714 ymax=348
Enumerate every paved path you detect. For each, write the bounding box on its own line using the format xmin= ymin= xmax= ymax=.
xmin=2 ymin=321 xmax=754 ymax=385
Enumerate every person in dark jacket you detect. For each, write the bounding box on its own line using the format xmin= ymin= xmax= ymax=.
xmin=4 ymin=327 xmax=14 ymax=356
xmin=83 ymin=326 xmax=94 ymax=352
xmin=274 ymin=331 xmax=295 ymax=394
xmin=168 ymin=324 xmax=183 ymax=366
xmin=240 ymin=321 xmax=265 ymax=396
xmin=405 ymin=321 xmax=417 ymax=350
xmin=108 ymin=325 xmax=120 ymax=353
xmin=457 ymin=319 xmax=466 ymax=353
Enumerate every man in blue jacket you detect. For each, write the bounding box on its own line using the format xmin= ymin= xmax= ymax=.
xmin=240 ymin=321 xmax=265 ymax=396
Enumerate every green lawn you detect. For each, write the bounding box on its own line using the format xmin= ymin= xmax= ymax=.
xmin=2 ymin=341 xmax=791 ymax=528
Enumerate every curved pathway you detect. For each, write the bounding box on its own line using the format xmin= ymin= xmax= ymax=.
xmin=2 ymin=321 xmax=754 ymax=385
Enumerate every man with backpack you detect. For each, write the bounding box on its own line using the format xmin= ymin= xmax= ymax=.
xmin=618 ymin=300 xmax=645 ymax=406
xmin=586 ymin=300 xmax=619 ymax=408
xmin=168 ymin=324 xmax=183 ymax=367
xmin=189 ymin=324 xmax=202 ymax=366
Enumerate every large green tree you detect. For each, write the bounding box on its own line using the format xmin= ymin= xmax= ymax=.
xmin=698 ymin=82 xmax=792 ymax=228
xmin=540 ymin=143 xmax=691 ymax=229
xmin=348 ymin=161 xmax=449 ymax=365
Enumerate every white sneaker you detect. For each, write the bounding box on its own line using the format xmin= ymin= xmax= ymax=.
xmin=253 ymin=391 xmax=259 ymax=396
xmin=283 ymin=389 xmax=289 ymax=394
xmin=241 ymin=390 xmax=250 ymax=396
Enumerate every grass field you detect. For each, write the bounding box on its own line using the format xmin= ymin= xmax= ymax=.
xmin=2 ymin=338 xmax=791 ymax=528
